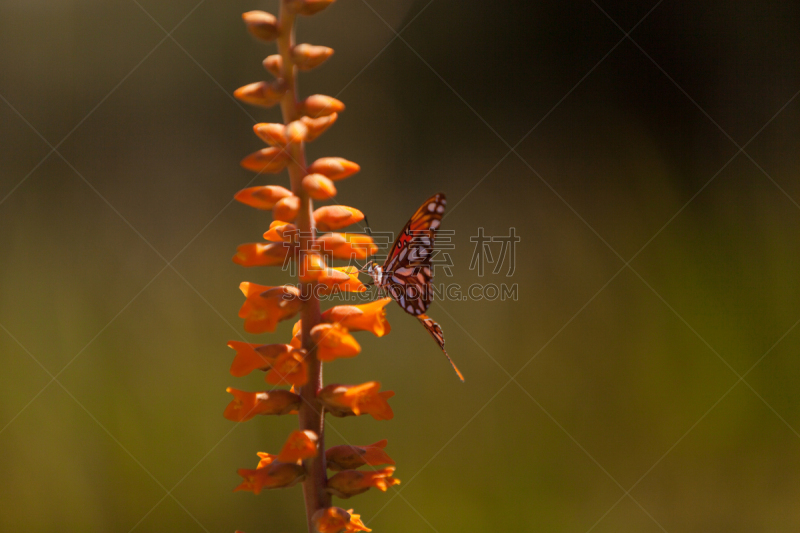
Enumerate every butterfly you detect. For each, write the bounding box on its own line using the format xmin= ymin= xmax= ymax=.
xmin=365 ymin=193 xmax=464 ymax=381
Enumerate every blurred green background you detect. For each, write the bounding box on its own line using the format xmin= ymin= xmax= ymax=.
xmin=2 ymin=0 xmax=800 ymax=531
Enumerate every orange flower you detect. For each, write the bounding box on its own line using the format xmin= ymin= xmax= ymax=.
xmin=263 ymin=220 xmax=298 ymax=242
xmin=311 ymin=323 xmax=360 ymax=362
xmin=277 ymin=430 xmax=319 ymax=463
xmin=234 ymin=185 xmax=292 ymax=210
xmin=302 ymin=173 xmax=337 ymax=200
xmin=326 ymin=467 xmax=400 ymax=498
xmin=233 ymin=242 xmax=294 ymax=267
xmin=344 ymin=509 xmax=370 ymax=533
xmin=317 ymin=266 xmax=366 ymax=295
xmin=317 ymin=233 xmax=377 ymax=261
xmin=326 ymin=440 xmax=395 ymax=471
xmin=314 ymin=205 xmax=364 ymax=232
xmin=235 ymin=461 xmax=305 ymax=494
xmin=319 ymin=382 xmax=395 ymax=421
xmin=321 ymin=298 xmax=391 ymax=337
xmin=308 ymin=157 xmax=360 ymax=181
xmin=266 ymin=348 xmax=308 ymax=387
xmin=223 ymin=388 xmax=300 ymax=422
xmin=311 ymin=507 xmax=372 ymax=533
xmin=299 ymin=94 xmax=344 ymax=118
xmin=228 ymin=341 xmax=291 ymax=377
xmin=238 ymin=283 xmax=302 ymax=333
xmin=312 ymin=507 xmax=351 ymax=533
xmin=299 ymin=253 xmax=327 ymax=282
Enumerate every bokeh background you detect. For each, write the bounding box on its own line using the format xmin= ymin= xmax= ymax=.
xmin=2 ymin=0 xmax=800 ymax=531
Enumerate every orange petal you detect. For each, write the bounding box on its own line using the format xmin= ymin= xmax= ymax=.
xmin=266 ymin=349 xmax=309 ymax=387
xmin=319 ymin=382 xmax=394 ymax=421
xmin=277 ymin=430 xmax=319 ymax=463
xmin=326 ymin=439 xmax=395 ymax=471
xmin=318 ymin=266 xmax=366 ymax=295
xmin=238 ymin=283 xmax=302 ymax=333
xmin=300 ymin=113 xmax=337 ymax=142
xmin=223 ymin=388 xmax=301 ymax=422
xmin=240 ymin=146 xmax=290 ymax=172
xmin=234 ymin=81 xmax=286 ymax=109
xmin=299 ymin=94 xmax=344 ymax=118
xmin=314 ymin=205 xmax=364 ymax=232
xmin=233 ymin=242 xmax=294 ymax=267
xmin=322 ymin=298 xmax=391 ymax=337
xmin=292 ymin=43 xmax=334 ymax=70
xmin=228 ymin=341 xmax=291 ymax=377
xmin=273 ymin=195 xmax=301 ymax=222
xmin=302 ymin=173 xmax=337 ymax=200
xmin=263 ymin=220 xmax=298 ymax=242
xmin=312 ymin=507 xmax=351 ymax=533
xmin=311 ymin=323 xmax=361 ymax=362
xmin=308 ymin=157 xmax=360 ymax=181
xmin=263 ymin=54 xmax=283 ymax=77
xmin=242 ymin=11 xmax=279 ymax=42
xmin=254 ymin=123 xmax=287 ymax=146
xmin=234 ymin=185 xmax=292 ymax=210
xmin=326 ymin=467 xmax=399 ymax=498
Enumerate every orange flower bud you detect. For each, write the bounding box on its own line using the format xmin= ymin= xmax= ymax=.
xmin=235 ymin=460 xmax=305 ymax=494
xmin=321 ymin=298 xmax=392 ymax=337
xmin=302 ymin=173 xmax=337 ymax=200
xmin=311 ymin=323 xmax=360 ymax=362
xmin=307 ymin=157 xmax=360 ymax=181
xmin=317 ymin=266 xmax=366 ymax=295
xmin=254 ymin=123 xmax=287 ymax=146
xmin=228 ymin=341 xmax=292 ymax=377
xmin=242 ymin=11 xmax=279 ymax=43
xmin=326 ymin=440 xmax=395 ymax=471
xmin=319 ymin=382 xmax=395 ymax=421
xmin=299 ymin=253 xmax=327 ymax=282
xmin=234 ymin=185 xmax=292 ymax=210
xmin=300 ymin=94 xmax=345 ymax=118
xmin=278 ymin=430 xmax=319 ymax=463
xmin=266 ymin=348 xmax=308 ymax=387
xmin=312 ymin=507 xmax=351 ymax=533
xmin=285 ymin=120 xmax=309 ymax=144
xmin=263 ymin=220 xmax=298 ymax=242
xmin=300 ymin=113 xmax=338 ymax=142
xmin=285 ymin=0 xmax=335 ymax=16
xmin=326 ymin=467 xmax=400 ymax=498
xmin=317 ymin=233 xmax=377 ymax=260
xmin=233 ymin=241 xmax=294 ymax=267
xmin=234 ymin=80 xmax=287 ymax=108
xmin=292 ymin=43 xmax=334 ymax=70
xmin=314 ymin=205 xmax=364 ymax=232
xmin=240 ymin=146 xmax=290 ymax=173
xmin=238 ymin=282 xmax=302 ymax=333
xmin=224 ymin=388 xmax=300 ymax=422
xmin=274 ymin=195 xmax=301 ymax=222
xmin=263 ymin=54 xmax=283 ymax=77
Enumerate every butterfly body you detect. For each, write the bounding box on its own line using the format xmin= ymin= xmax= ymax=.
xmin=366 ymin=193 xmax=464 ymax=381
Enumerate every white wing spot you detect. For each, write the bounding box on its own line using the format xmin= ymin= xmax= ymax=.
xmin=436 ymin=204 xmax=444 ymax=213
xmin=395 ymin=267 xmax=414 ymax=277
xmin=430 ymin=219 xmax=440 ymax=229
xmin=427 ymin=202 xmax=437 ymax=212
xmin=406 ymin=304 xmax=415 ymax=313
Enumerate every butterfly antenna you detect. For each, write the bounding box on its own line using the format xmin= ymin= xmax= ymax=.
xmin=363 ymin=215 xmax=372 ymax=237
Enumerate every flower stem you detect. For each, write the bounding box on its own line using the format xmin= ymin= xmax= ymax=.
xmin=277 ymin=2 xmax=330 ymax=530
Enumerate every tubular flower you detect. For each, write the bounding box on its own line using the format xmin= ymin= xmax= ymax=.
xmin=326 ymin=467 xmax=400 ymax=498
xmin=263 ymin=220 xmax=298 ymax=242
xmin=313 ymin=205 xmax=364 ymax=232
xmin=321 ymin=298 xmax=392 ymax=337
xmin=307 ymin=157 xmax=360 ymax=181
xmin=278 ymin=430 xmax=319 ymax=463
xmin=311 ymin=323 xmax=360 ymax=362
xmin=317 ymin=233 xmax=377 ymax=261
xmin=228 ymin=341 xmax=291 ymax=377
xmin=317 ymin=266 xmax=366 ymax=295
xmin=235 ymin=460 xmax=305 ymax=494
xmin=224 ymin=388 xmax=300 ymax=422
xmin=311 ymin=507 xmax=371 ymax=533
xmin=233 ymin=241 xmax=294 ymax=267
xmin=266 ymin=348 xmax=309 ymax=387
xmin=234 ymin=184 xmax=292 ymax=210
xmin=319 ymin=382 xmax=395 ymax=421
xmin=326 ymin=440 xmax=395 ymax=471
xmin=238 ymin=283 xmax=302 ymax=333
xmin=301 ymin=113 xmax=337 ymax=142
xmin=235 ymin=81 xmax=287 ymax=109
